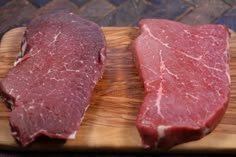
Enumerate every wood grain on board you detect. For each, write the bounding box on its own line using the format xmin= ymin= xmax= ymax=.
xmin=0 ymin=27 xmax=236 ymax=152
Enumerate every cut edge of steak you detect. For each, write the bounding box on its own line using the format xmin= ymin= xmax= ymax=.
xmin=0 ymin=12 xmax=106 ymax=146
xmin=132 ymin=19 xmax=230 ymax=149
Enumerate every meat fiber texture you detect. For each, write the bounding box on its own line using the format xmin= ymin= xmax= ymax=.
xmin=0 ymin=13 xmax=106 ymax=146
xmin=132 ymin=19 xmax=230 ymax=149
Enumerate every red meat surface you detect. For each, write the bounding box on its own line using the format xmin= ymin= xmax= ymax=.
xmin=132 ymin=19 xmax=230 ymax=149
xmin=0 ymin=13 xmax=106 ymax=146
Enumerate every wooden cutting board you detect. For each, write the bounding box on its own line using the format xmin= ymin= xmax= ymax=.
xmin=0 ymin=27 xmax=236 ymax=152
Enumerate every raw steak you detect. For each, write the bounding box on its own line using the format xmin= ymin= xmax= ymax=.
xmin=0 ymin=13 xmax=106 ymax=146
xmin=132 ymin=19 xmax=230 ymax=149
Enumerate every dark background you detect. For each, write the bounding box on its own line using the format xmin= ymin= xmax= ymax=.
xmin=1 ymin=0 xmax=236 ymax=39
xmin=0 ymin=0 xmax=236 ymax=156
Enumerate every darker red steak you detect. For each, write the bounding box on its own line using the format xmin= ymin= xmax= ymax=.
xmin=132 ymin=19 xmax=230 ymax=149
xmin=0 ymin=13 xmax=106 ymax=146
